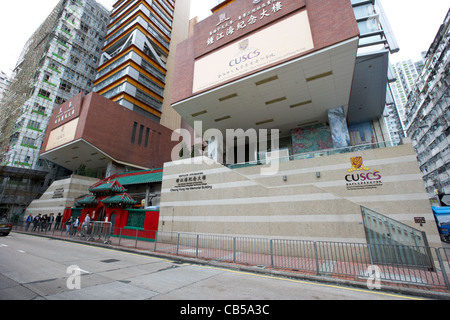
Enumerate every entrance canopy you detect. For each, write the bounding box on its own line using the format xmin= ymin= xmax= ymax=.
xmin=173 ymin=37 xmax=359 ymax=139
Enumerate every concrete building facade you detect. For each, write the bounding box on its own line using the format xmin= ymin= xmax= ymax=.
xmin=93 ymin=0 xmax=191 ymax=131
xmin=405 ymin=9 xmax=450 ymax=200
xmin=0 ymin=0 xmax=109 ymax=218
xmin=1 ymin=0 xmax=109 ymax=172
xmin=159 ymin=0 xmax=441 ymax=251
xmin=384 ymin=59 xmax=424 ymax=141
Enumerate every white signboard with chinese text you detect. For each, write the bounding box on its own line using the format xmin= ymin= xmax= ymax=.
xmin=46 ymin=118 xmax=79 ymax=151
xmin=193 ymin=10 xmax=314 ymax=93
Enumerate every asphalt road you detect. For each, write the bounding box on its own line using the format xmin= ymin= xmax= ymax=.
xmin=0 ymin=233 xmax=425 ymax=305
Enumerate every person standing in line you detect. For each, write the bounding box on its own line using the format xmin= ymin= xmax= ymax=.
xmin=25 ymin=214 xmax=33 ymax=231
xmin=55 ymin=213 xmax=62 ymax=230
xmin=47 ymin=213 xmax=54 ymax=231
xmin=82 ymin=214 xmax=91 ymax=237
xmin=40 ymin=214 xmax=47 ymax=232
xmin=32 ymin=214 xmax=41 ymax=232
xmin=65 ymin=217 xmax=72 ymax=236
xmin=72 ymin=217 xmax=80 ymax=236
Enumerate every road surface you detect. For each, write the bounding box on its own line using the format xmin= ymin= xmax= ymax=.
xmin=0 ymin=233 xmax=424 ymax=306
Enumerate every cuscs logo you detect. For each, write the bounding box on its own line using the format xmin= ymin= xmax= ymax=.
xmin=345 ymin=171 xmax=381 ymax=182
xmin=229 ymin=49 xmax=261 ymax=67
xmin=229 ymin=38 xmax=261 ymax=67
xmin=345 ymin=156 xmax=382 ymax=182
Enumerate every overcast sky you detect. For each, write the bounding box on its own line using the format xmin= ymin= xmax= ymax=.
xmin=0 ymin=0 xmax=448 ymax=77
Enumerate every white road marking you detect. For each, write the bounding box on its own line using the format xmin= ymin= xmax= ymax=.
xmin=74 ymin=267 xmax=91 ymax=274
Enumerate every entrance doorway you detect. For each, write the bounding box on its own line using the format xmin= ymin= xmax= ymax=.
xmin=110 ymin=213 xmax=117 ymax=234
xmin=97 ymin=207 xmax=105 ymax=222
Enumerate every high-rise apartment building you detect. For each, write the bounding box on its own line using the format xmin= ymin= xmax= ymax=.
xmin=0 ymin=71 xmax=9 ymax=102
xmin=39 ymin=0 xmax=192 ymax=176
xmin=93 ymin=0 xmax=185 ymax=128
xmin=384 ymin=59 xmax=424 ymax=141
xmin=405 ymin=9 xmax=450 ymax=200
xmin=0 ymin=0 xmax=109 ymax=217
xmin=0 ymin=0 xmax=109 ymax=171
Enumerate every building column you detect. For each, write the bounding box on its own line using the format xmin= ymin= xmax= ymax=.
xmin=105 ymin=161 xmax=119 ymax=178
xmin=206 ymin=136 xmax=223 ymax=163
xmin=328 ymin=106 xmax=351 ymax=149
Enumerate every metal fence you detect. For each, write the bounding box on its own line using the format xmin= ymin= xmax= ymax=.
xmin=11 ymin=223 xmax=450 ymax=292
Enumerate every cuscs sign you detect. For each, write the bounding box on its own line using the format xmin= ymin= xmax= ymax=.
xmin=229 ymin=49 xmax=261 ymax=67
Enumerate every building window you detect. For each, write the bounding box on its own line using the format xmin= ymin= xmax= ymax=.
xmin=55 ymin=96 xmax=66 ymax=105
xmin=59 ymin=80 xmax=72 ymax=93
xmin=145 ymin=128 xmax=150 ymax=148
xmin=49 ymin=61 xmax=60 ymax=72
xmin=61 ymin=24 xmax=72 ymax=36
xmin=34 ymin=103 xmax=46 ymax=114
xmin=58 ymin=48 xmax=66 ymax=57
xmin=131 ymin=122 xmax=138 ymax=144
xmin=138 ymin=125 xmax=144 ymax=146
xmin=43 ymin=72 xmax=52 ymax=82
xmin=22 ymin=137 xmax=36 ymax=147
xmin=38 ymin=88 xmax=51 ymax=100
xmin=28 ymin=120 xmax=41 ymax=130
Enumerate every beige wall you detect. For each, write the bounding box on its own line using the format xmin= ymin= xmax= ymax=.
xmin=25 ymin=175 xmax=99 ymax=219
xmin=159 ymin=139 xmax=441 ymax=247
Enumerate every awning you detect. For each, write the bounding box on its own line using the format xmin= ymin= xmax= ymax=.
xmin=432 ymin=207 xmax=450 ymax=225
xmin=432 ymin=206 xmax=450 ymax=214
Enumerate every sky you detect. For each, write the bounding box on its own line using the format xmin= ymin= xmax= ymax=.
xmin=0 ymin=0 xmax=448 ymax=77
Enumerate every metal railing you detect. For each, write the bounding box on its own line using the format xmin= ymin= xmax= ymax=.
xmin=11 ymin=223 xmax=450 ymax=292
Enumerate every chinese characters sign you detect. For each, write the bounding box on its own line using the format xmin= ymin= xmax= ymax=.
xmin=193 ymin=10 xmax=314 ymax=93
xmin=170 ymin=172 xmax=213 ymax=192
xmin=206 ymin=0 xmax=285 ymax=47
xmin=55 ymin=101 xmax=77 ymax=125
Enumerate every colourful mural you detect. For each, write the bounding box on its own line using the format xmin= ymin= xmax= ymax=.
xmin=291 ymin=123 xmax=334 ymax=154
xmin=348 ymin=122 xmax=375 ymax=146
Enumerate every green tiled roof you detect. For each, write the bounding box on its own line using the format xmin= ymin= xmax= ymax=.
xmin=114 ymin=171 xmax=163 ymax=186
xmin=89 ymin=180 xmax=126 ymax=193
xmin=76 ymin=195 xmax=98 ymax=206
xmin=101 ymin=193 xmax=137 ymax=205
